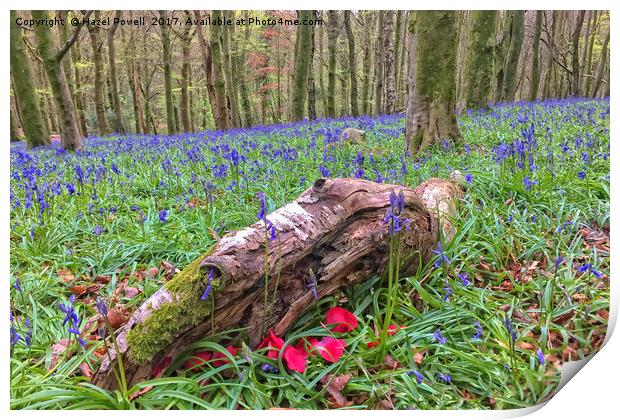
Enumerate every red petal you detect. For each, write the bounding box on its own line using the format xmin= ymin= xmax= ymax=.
xmin=367 ymin=340 xmax=379 ymax=349
xmin=325 ymin=307 xmax=358 ymax=333
xmin=183 ymin=351 xmax=212 ymax=371
xmin=387 ymin=325 xmax=400 ymax=336
xmin=152 ymin=356 xmax=172 ymax=378
xmin=258 ymin=330 xmax=285 ymax=359
xmin=283 ymin=345 xmax=308 ymax=373
xmin=311 ymin=337 xmax=346 ymax=363
xmin=213 ymin=345 xmax=239 ymax=367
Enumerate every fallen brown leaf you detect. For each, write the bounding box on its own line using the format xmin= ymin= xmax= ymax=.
xmin=321 ymin=373 xmax=352 ymax=408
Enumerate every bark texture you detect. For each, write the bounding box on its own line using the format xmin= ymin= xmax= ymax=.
xmin=464 ymin=11 xmax=497 ymax=110
xmin=291 ymin=10 xmax=314 ymax=121
xmin=93 ymin=177 xmax=463 ymax=389
xmin=405 ymin=11 xmax=461 ymax=156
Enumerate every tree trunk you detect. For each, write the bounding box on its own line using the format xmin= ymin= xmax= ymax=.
xmin=71 ymin=33 xmax=88 ymax=137
xmin=221 ymin=11 xmax=240 ymax=127
xmin=592 ymin=29 xmax=609 ymax=98
xmin=383 ymin=11 xmax=396 ymax=114
xmin=528 ymin=11 xmax=543 ymax=101
xmin=493 ymin=12 xmax=511 ymax=102
xmin=464 ymin=11 xmax=497 ymax=110
xmin=405 ymin=11 xmax=461 ymax=156
xmin=93 ymin=176 xmax=463 ymax=389
xmin=210 ymin=11 xmax=230 ymax=130
xmin=180 ymin=12 xmax=194 ymax=133
xmin=87 ymin=12 xmax=111 ymax=136
xmin=108 ymin=11 xmax=126 ymax=134
xmin=159 ymin=11 xmax=176 ymax=134
xmin=374 ymin=11 xmax=385 ymax=115
xmin=194 ymin=11 xmax=222 ymax=130
xmin=32 ymin=10 xmax=84 ymax=151
xmin=583 ymin=11 xmax=599 ymax=96
xmin=344 ymin=11 xmax=359 ymax=117
xmin=10 ymin=11 xmax=49 ymax=147
xmin=570 ymin=10 xmax=586 ymax=97
xmin=238 ymin=10 xmax=254 ymax=127
xmin=291 ymin=10 xmax=314 ymax=121
xmin=326 ymin=11 xmax=339 ymax=118
xmin=307 ymin=11 xmax=317 ymax=121
xmin=500 ymin=11 xmax=525 ymax=102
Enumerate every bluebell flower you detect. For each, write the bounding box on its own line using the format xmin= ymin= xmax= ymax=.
xmin=473 ymin=321 xmax=483 ymax=340
xmin=536 ymin=348 xmax=545 ymax=366
xmin=307 ymin=270 xmax=318 ymax=301
xmin=93 ymin=225 xmax=104 ymax=236
xmin=432 ymin=242 xmax=450 ymax=268
xmin=553 ymin=256 xmax=565 ymax=268
xmin=200 ymin=268 xmax=215 ymax=301
xmin=13 ymin=278 xmax=22 ymax=292
xmin=158 ymin=209 xmax=169 ymax=223
xmin=578 ymin=263 xmax=602 ymax=279
xmin=256 ymin=192 xmax=267 ymax=221
xmin=577 ymin=170 xmax=586 ymax=180
xmin=465 ymin=173 xmax=473 ymax=184
xmin=406 ymin=369 xmax=424 ymax=384
xmin=433 ymin=329 xmax=447 ymax=345
xmin=458 ymin=272 xmax=470 ymax=286
xmin=261 ymin=363 xmax=279 ymax=374
xmin=442 ymin=281 xmax=453 ymax=302
xmin=437 ymin=372 xmax=452 ymax=383
xmin=503 ymin=314 xmax=518 ymax=342
xmin=95 ymin=297 xmax=108 ymax=317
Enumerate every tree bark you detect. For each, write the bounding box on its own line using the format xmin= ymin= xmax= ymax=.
xmin=180 ymin=12 xmax=194 ymax=133
xmin=592 ymin=28 xmax=609 ymax=98
xmin=583 ymin=11 xmax=599 ymax=96
xmin=221 ymin=11 xmax=240 ymax=128
xmin=93 ymin=176 xmax=463 ymax=389
xmin=464 ymin=11 xmax=497 ymax=110
xmin=71 ymin=30 xmax=88 ymax=137
xmin=528 ymin=11 xmax=543 ymax=101
xmin=291 ymin=10 xmax=314 ymax=121
xmin=108 ymin=11 xmax=126 ymax=133
xmin=374 ymin=11 xmax=385 ymax=115
xmin=405 ymin=11 xmax=461 ymax=156
xmin=326 ymin=11 xmax=339 ymax=118
xmin=344 ymin=11 xmax=359 ymax=117
xmin=32 ymin=10 xmax=86 ymax=151
xmin=209 ymin=11 xmax=230 ymax=129
xmin=307 ymin=11 xmax=317 ymax=121
xmin=159 ymin=11 xmax=176 ymax=134
xmin=361 ymin=11 xmax=374 ymax=115
xmin=500 ymin=11 xmax=525 ymax=102
xmin=383 ymin=11 xmax=396 ymax=114
xmin=87 ymin=11 xmax=111 ymax=136
xmin=570 ymin=10 xmax=586 ymax=97
xmin=194 ymin=11 xmax=222 ymax=130
xmin=10 ymin=11 xmax=49 ymax=147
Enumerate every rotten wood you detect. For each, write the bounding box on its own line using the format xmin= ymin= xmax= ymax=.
xmin=93 ymin=177 xmax=463 ymax=389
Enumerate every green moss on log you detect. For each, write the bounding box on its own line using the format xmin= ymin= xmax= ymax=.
xmin=126 ymin=250 xmax=219 ymax=364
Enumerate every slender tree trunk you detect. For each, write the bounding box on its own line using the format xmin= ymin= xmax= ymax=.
xmin=307 ymin=11 xmax=317 ymax=121
xmin=592 ymin=28 xmax=610 ymax=98
xmin=344 ymin=11 xmax=359 ymax=117
xmin=383 ymin=11 xmax=396 ymax=114
xmin=10 ymin=11 xmax=49 ymax=147
xmin=394 ymin=11 xmax=403 ymax=108
xmin=529 ymin=11 xmax=543 ymax=101
xmin=570 ymin=10 xmax=586 ymax=97
xmin=374 ymin=11 xmax=385 ymax=115
xmin=32 ymin=10 xmax=85 ymax=150
xmin=159 ymin=11 xmax=176 ymax=134
xmin=221 ymin=11 xmax=240 ymax=127
xmin=361 ymin=12 xmax=373 ymax=115
xmin=464 ymin=11 xmax=497 ymax=109
xmin=291 ymin=10 xmax=314 ymax=121
xmin=72 ymin=36 xmax=88 ymax=137
xmin=87 ymin=12 xmax=111 ymax=135
xmin=326 ymin=11 xmax=339 ymax=118
xmin=500 ymin=11 xmax=525 ymax=102
xmin=405 ymin=11 xmax=461 ymax=156
xmin=238 ymin=10 xmax=253 ymax=127
xmin=318 ymin=19 xmax=328 ymax=117
xmin=209 ymin=10 xmax=230 ymax=129
xmin=108 ymin=11 xmax=125 ymax=133
xmin=180 ymin=12 xmax=194 ymax=133
xmin=584 ymin=11 xmax=599 ymax=96
xmin=194 ymin=11 xmax=222 ymax=130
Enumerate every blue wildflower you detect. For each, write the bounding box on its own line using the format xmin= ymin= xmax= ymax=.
xmin=433 ymin=329 xmax=447 ymax=345
xmin=158 ymin=209 xmax=169 ymax=223
xmin=437 ymin=372 xmax=452 ymax=383
xmin=465 ymin=173 xmax=473 ymax=184
xmin=578 ymin=263 xmax=602 ymax=279
xmin=536 ymin=348 xmax=545 ymax=366
xmin=458 ymin=272 xmax=470 ymax=286
xmin=432 ymin=242 xmax=450 ymax=268
xmin=406 ymin=369 xmax=424 ymax=384
xmin=473 ymin=321 xmax=483 ymax=340
xmin=200 ymin=268 xmax=215 ymax=301
xmin=503 ymin=314 xmax=518 ymax=342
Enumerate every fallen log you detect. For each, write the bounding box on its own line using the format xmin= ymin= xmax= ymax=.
xmin=93 ymin=177 xmax=463 ymax=389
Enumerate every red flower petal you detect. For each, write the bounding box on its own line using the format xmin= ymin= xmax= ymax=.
xmin=151 ymin=355 xmax=172 ymax=378
xmin=183 ymin=351 xmax=212 ymax=371
xmin=310 ymin=336 xmax=346 ymax=363
xmin=387 ymin=325 xmax=400 ymax=336
xmin=283 ymin=345 xmax=308 ymax=373
xmin=257 ymin=330 xmax=285 ymax=359
xmin=325 ymin=307 xmax=358 ymax=333
xmin=213 ymin=345 xmax=239 ymax=367
xmin=367 ymin=340 xmax=379 ymax=349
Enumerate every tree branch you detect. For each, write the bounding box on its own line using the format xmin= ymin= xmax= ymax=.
xmin=56 ymin=10 xmax=93 ymax=61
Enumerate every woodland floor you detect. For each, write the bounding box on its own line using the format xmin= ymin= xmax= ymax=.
xmin=10 ymin=97 xmax=610 ymax=409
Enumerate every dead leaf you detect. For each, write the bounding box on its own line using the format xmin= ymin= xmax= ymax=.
xmin=321 ymin=373 xmax=352 ymax=408
xmin=58 ymin=268 xmax=75 ymax=283
xmin=79 ymin=362 xmax=93 ymax=379
xmin=107 ymin=307 xmax=129 ymax=329
xmin=94 ymin=275 xmax=111 ymax=284
xmin=383 ymin=355 xmax=401 ymax=370
xmin=129 ymin=386 xmax=153 ymax=401
xmin=413 ymin=349 xmax=426 ymax=365
xmin=372 ymin=399 xmax=394 ymax=409
xmin=49 ymin=339 xmax=72 ymax=371
xmin=124 ymin=286 xmax=141 ymax=299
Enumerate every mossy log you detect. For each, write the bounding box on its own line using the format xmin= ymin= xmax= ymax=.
xmin=93 ymin=177 xmax=463 ymax=389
